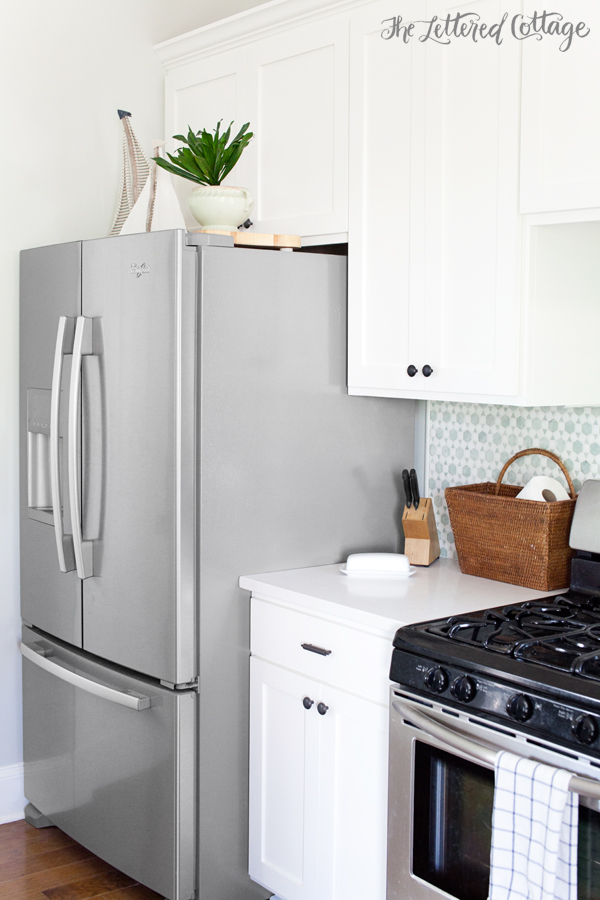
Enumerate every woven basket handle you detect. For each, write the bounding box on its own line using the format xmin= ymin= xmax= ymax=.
xmin=494 ymin=448 xmax=576 ymax=499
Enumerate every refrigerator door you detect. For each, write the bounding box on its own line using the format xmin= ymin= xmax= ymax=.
xmin=20 ymin=242 xmax=83 ymax=647
xmin=21 ymin=625 xmax=196 ymax=900
xmin=80 ymin=231 xmax=196 ymax=684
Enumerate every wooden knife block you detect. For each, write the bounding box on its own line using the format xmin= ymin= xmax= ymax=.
xmin=402 ymin=499 xmax=440 ymax=566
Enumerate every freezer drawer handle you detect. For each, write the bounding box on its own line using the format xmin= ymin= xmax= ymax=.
xmin=392 ymin=698 xmax=600 ymax=800
xmin=20 ymin=642 xmax=152 ymax=710
xmin=50 ymin=317 xmax=75 ymax=572
xmin=68 ymin=316 xmax=94 ymax=579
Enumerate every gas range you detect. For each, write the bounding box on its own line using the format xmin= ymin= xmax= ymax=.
xmin=391 ymin=562 xmax=600 ymax=759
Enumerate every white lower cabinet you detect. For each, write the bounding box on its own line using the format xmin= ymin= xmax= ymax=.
xmin=248 ymin=656 xmax=388 ymax=900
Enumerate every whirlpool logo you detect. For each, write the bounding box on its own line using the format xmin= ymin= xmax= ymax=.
xmin=130 ymin=263 xmax=150 ymax=278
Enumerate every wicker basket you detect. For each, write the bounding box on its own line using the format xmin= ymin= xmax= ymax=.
xmin=445 ymin=448 xmax=577 ymax=591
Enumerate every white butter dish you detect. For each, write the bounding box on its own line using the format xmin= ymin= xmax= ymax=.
xmin=340 ymin=552 xmax=415 ymax=578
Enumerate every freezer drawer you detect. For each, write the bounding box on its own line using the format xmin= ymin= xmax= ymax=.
xmin=21 ymin=626 xmax=196 ymax=900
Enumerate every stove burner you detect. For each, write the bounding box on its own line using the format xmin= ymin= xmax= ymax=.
xmin=426 ymin=591 xmax=600 ymax=680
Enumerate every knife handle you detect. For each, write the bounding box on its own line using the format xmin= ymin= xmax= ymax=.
xmin=410 ymin=469 xmax=420 ymax=509
xmin=402 ymin=469 xmax=412 ymax=508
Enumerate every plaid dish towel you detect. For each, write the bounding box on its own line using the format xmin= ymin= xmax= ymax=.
xmin=489 ymin=751 xmax=578 ymax=900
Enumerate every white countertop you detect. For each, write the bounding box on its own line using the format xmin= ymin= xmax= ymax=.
xmin=240 ymin=558 xmax=559 ymax=636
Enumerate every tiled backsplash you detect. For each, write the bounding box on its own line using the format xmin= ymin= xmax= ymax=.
xmin=428 ymin=401 xmax=600 ymax=558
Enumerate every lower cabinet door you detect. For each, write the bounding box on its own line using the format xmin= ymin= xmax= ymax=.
xmin=249 ymin=658 xmax=389 ymax=900
xmin=21 ymin=626 xmax=196 ymax=900
xmin=249 ymin=658 xmax=322 ymax=900
xmin=317 ymin=683 xmax=388 ymax=900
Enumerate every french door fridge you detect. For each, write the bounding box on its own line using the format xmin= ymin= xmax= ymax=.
xmin=19 ymin=230 xmax=414 ymax=900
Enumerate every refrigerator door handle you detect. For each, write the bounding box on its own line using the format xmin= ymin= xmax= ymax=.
xmin=20 ymin=641 xmax=152 ymax=710
xmin=50 ymin=316 xmax=75 ymax=573
xmin=68 ymin=316 xmax=94 ymax=579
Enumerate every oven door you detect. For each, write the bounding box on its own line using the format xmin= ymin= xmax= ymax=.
xmin=387 ymin=687 xmax=600 ymax=900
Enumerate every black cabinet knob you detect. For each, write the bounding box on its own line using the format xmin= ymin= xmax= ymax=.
xmin=507 ymin=693 xmax=534 ymax=722
xmin=573 ymin=714 xmax=598 ymax=745
xmin=303 ymin=697 xmax=314 ymax=710
xmin=317 ymin=702 xmax=329 ymax=716
xmin=425 ymin=667 xmax=449 ymax=694
xmin=450 ymin=675 xmax=477 ymax=703
xmin=422 ymin=365 xmax=433 ymax=377
xmin=407 ymin=365 xmax=418 ymax=377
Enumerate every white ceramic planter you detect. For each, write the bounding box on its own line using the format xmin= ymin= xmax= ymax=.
xmin=187 ymin=185 xmax=254 ymax=231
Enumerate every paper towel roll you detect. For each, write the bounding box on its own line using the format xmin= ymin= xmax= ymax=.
xmin=515 ymin=475 xmax=570 ymax=502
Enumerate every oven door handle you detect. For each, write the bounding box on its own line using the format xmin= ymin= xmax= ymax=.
xmin=393 ymin=698 xmax=600 ymax=800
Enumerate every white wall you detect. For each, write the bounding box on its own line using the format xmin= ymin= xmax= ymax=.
xmin=0 ymin=0 xmax=268 ymax=823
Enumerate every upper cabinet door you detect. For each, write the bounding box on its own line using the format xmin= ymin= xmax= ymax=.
xmin=245 ymin=17 xmax=349 ymax=238
xmin=164 ymin=48 xmax=249 ymax=232
xmin=347 ymin=0 xmax=426 ymax=394
xmin=422 ymin=0 xmax=522 ymax=397
xmin=520 ymin=0 xmax=600 ymax=213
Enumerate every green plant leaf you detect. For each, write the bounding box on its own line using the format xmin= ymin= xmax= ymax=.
xmin=165 ymin=119 xmax=254 ymax=186
xmin=154 ymin=156 xmax=205 ymax=184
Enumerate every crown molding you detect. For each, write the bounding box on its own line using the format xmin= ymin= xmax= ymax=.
xmin=154 ymin=0 xmax=373 ymax=69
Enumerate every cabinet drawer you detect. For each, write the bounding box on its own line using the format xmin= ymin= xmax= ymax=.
xmin=250 ymin=598 xmax=392 ymax=705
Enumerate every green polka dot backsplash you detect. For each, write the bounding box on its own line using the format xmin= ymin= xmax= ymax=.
xmin=428 ymin=402 xmax=600 ymax=559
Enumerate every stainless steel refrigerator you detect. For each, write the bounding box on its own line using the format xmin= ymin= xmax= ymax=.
xmin=19 ymin=230 xmax=414 ymax=900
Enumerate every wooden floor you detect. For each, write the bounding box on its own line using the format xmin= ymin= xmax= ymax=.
xmin=0 ymin=819 xmax=163 ymax=900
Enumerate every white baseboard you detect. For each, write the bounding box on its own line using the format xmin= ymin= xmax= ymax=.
xmin=0 ymin=763 xmax=26 ymax=825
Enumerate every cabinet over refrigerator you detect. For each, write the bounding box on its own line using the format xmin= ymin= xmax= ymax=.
xmin=19 ymin=230 xmax=414 ymax=900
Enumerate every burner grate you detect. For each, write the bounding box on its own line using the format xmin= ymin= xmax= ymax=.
xmin=425 ymin=591 xmax=600 ymax=679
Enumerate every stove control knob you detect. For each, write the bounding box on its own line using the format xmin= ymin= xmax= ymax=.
xmin=425 ymin=667 xmax=449 ymax=694
xmin=573 ymin=715 xmax=599 ymax=746
xmin=507 ymin=693 xmax=534 ymax=723
xmin=450 ymin=675 xmax=477 ymax=703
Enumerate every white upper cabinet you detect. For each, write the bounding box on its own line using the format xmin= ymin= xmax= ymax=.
xmin=520 ymin=0 xmax=600 ymax=213
xmin=158 ymin=4 xmax=350 ymax=240
xmin=348 ymin=0 xmax=522 ymax=401
xmin=164 ymin=48 xmax=249 ymax=232
xmin=246 ymin=18 xmax=349 ymax=238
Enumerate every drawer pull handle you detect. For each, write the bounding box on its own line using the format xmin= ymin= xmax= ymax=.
xmin=303 ymin=696 xmax=314 ymax=709
xmin=301 ymin=643 xmax=332 ymax=656
xmin=317 ymin=702 xmax=329 ymax=716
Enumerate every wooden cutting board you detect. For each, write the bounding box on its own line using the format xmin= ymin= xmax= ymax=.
xmin=190 ymin=229 xmax=301 ymax=249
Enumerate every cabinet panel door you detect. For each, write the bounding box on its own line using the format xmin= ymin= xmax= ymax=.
xmin=317 ymin=685 xmax=389 ymax=900
xmin=249 ymin=658 xmax=321 ymax=900
xmin=348 ymin=0 xmax=426 ymax=393
xmin=246 ymin=16 xmax=349 ymax=237
xmin=520 ymin=0 xmax=600 ymax=213
xmin=423 ymin=0 xmax=521 ymax=397
xmin=164 ymin=48 xmax=249 ymax=231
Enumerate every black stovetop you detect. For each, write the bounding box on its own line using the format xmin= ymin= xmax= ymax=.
xmin=424 ymin=590 xmax=600 ymax=680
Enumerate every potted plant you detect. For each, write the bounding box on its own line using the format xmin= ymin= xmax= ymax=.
xmin=154 ymin=121 xmax=254 ymax=231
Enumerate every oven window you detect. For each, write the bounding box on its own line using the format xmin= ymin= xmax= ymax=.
xmin=413 ymin=742 xmax=493 ymax=900
xmin=412 ymin=741 xmax=600 ymax=900
xmin=579 ymin=805 xmax=600 ymax=900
